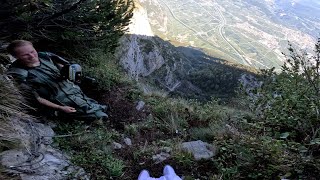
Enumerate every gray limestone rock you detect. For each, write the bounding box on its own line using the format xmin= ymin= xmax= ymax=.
xmin=112 ymin=142 xmax=123 ymax=150
xmin=136 ymin=101 xmax=146 ymax=111
xmin=160 ymin=147 xmax=172 ymax=153
xmin=0 ymin=118 xmax=89 ymax=180
xmin=124 ymin=138 xmax=133 ymax=146
xmin=226 ymin=124 xmax=240 ymax=136
xmin=152 ymin=152 xmax=170 ymax=164
xmin=181 ymin=140 xmax=216 ymax=160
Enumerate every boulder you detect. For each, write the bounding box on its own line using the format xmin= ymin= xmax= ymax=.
xmin=112 ymin=142 xmax=123 ymax=150
xmin=181 ymin=140 xmax=216 ymax=160
xmin=124 ymin=138 xmax=133 ymax=146
xmin=136 ymin=101 xmax=146 ymax=111
xmin=152 ymin=152 xmax=170 ymax=164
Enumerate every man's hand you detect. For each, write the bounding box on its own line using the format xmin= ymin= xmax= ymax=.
xmin=36 ymin=96 xmax=77 ymax=113
xmin=59 ymin=106 xmax=77 ymax=113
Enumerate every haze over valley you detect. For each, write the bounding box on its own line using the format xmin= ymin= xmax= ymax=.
xmin=138 ymin=0 xmax=319 ymax=69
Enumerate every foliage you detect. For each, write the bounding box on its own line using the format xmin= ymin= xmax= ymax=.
xmin=146 ymin=95 xmax=244 ymax=140
xmin=73 ymin=151 xmax=125 ymax=178
xmin=214 ymin=136 xmax=294 ymax=179
xmin=53 ymin=122 xmax=125 ymax=179
xmin=146 ymin=97 xmax=190 ymax=135
xmin=172 ymin=151 xmax=194 ymax=167
xmin=237 ymin=38 xmax=320 ymax=179
xmin=246 ymin=39 xmax=320 ymax=143
xmin=81 ymin=49 xmax=127 ymax=90
xmin=187 ymin=62 xmax=257 ymax=99
xmin=0 ymin=0 xmax=134 ymax=52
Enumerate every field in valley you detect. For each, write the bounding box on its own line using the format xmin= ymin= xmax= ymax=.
xmin=139 ymin=0 xmax=319 ymax=69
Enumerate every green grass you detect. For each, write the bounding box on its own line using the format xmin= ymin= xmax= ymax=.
xmin=53 ymin=121 xmax=124 ymax=179
xmin=73 ymin=151 xmax=125 ymax=178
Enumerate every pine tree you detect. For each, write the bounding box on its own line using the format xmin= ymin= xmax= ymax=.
xmin=0 ymin=0 xmax=134 ymax=52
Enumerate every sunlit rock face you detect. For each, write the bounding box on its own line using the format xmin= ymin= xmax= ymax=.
xmin=117 ymin=3 xmax=182 ymax=92
xmin=119 ymin=35 xmax=165 ymax=80
xmin=127 ymin=3 xmax=154 ymax=37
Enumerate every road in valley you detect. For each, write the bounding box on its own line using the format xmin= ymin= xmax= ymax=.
xmin=159 ymin=0 xmax=223 ymax=54
xmin=160 ymin=0 xmax=250 ymax=65
xmin=211 ymin=0 xmax=250 ymax=65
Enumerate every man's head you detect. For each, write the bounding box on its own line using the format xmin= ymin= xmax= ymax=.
xmin=7 ymin=40 xmax=39 ymax=67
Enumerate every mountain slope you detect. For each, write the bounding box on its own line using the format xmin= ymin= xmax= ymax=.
xmin=136 ymin=0 xmax=317 ymax=69
xmin=117 ymin=2 xmax=257 ymax=100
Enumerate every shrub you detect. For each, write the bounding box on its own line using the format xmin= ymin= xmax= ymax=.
xmin=81 ymin=49 xmax=126 ymax=90
xmin=54 ymin=123 xmax=124 ymax=179
xmin=245 ymin=39 xmax=320 ymax=143
xmin=238 ymin=38 xmax=320 ymax=179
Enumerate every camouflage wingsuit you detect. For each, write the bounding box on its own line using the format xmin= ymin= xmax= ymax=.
xmin=7 ymin=52 xmax=108 ymax=120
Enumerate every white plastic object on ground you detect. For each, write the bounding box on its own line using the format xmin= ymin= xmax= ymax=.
xmin=138 ymin=165 xmax=182 ymax=180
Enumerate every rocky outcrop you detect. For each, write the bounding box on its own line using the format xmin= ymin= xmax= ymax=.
xmin=119 ymin=2 xmax=161 ymax=80
xmin=181 ymin=140 xmax=216 ymax=161
xmin=119 ymin=34 xmax=165 ymax=80
xmin=117 ymin=2 xmax=185 ymax=92
xmin=0 ymin=118 xmax=88 ymax=180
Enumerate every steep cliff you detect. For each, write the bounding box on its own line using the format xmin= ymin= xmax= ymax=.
xmin=117 ymin=2 xmax=189 ymax=94
xmin=117 ymin=1 xmax=256 ymax=99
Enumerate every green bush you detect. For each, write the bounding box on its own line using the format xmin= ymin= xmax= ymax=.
xmin=82 ymin=50 xmax=126 ymax=90
xmin=215 ymin=136 xmax=293 ymax=179
xmin=237 ymin=38 xmax=320 ymax=179
xmin=246 ymin=39 xmax=320 ymax=143
xmin=73 ymin=152 xmax=125 ymax=178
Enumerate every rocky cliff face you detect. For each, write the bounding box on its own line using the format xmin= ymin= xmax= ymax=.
xmin=117 ymin=1 xmax=253 ymax=100
xmin=117 ymin=2 xmax=184 ymax=93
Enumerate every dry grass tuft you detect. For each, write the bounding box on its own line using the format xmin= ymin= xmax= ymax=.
xmin=0 ymin=76 xmax=30 ymax=152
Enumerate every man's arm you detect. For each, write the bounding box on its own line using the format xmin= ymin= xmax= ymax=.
xmin=36 ymin=96 xmax=77 ymax=113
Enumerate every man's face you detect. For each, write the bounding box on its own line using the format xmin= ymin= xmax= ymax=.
xmin=14 ymin=44 xmax=39 ymax=66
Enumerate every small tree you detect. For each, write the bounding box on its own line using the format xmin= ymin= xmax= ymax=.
xmin=245 ymin=38 xmax=320 ymax=144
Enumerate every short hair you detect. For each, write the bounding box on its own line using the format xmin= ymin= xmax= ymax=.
xmin=7 ymin=40 xmax=33 ymax=56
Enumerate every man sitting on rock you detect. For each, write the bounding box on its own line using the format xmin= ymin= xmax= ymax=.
xmin=6 ymin=40 xmax=108 ymax=121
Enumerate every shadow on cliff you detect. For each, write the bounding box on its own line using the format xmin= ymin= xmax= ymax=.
xmin=119 ymin=34 xmax=258 ymax=101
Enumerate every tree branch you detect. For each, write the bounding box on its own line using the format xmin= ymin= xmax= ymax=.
xmin=38 ymin=0 xmax=88 ymax=23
